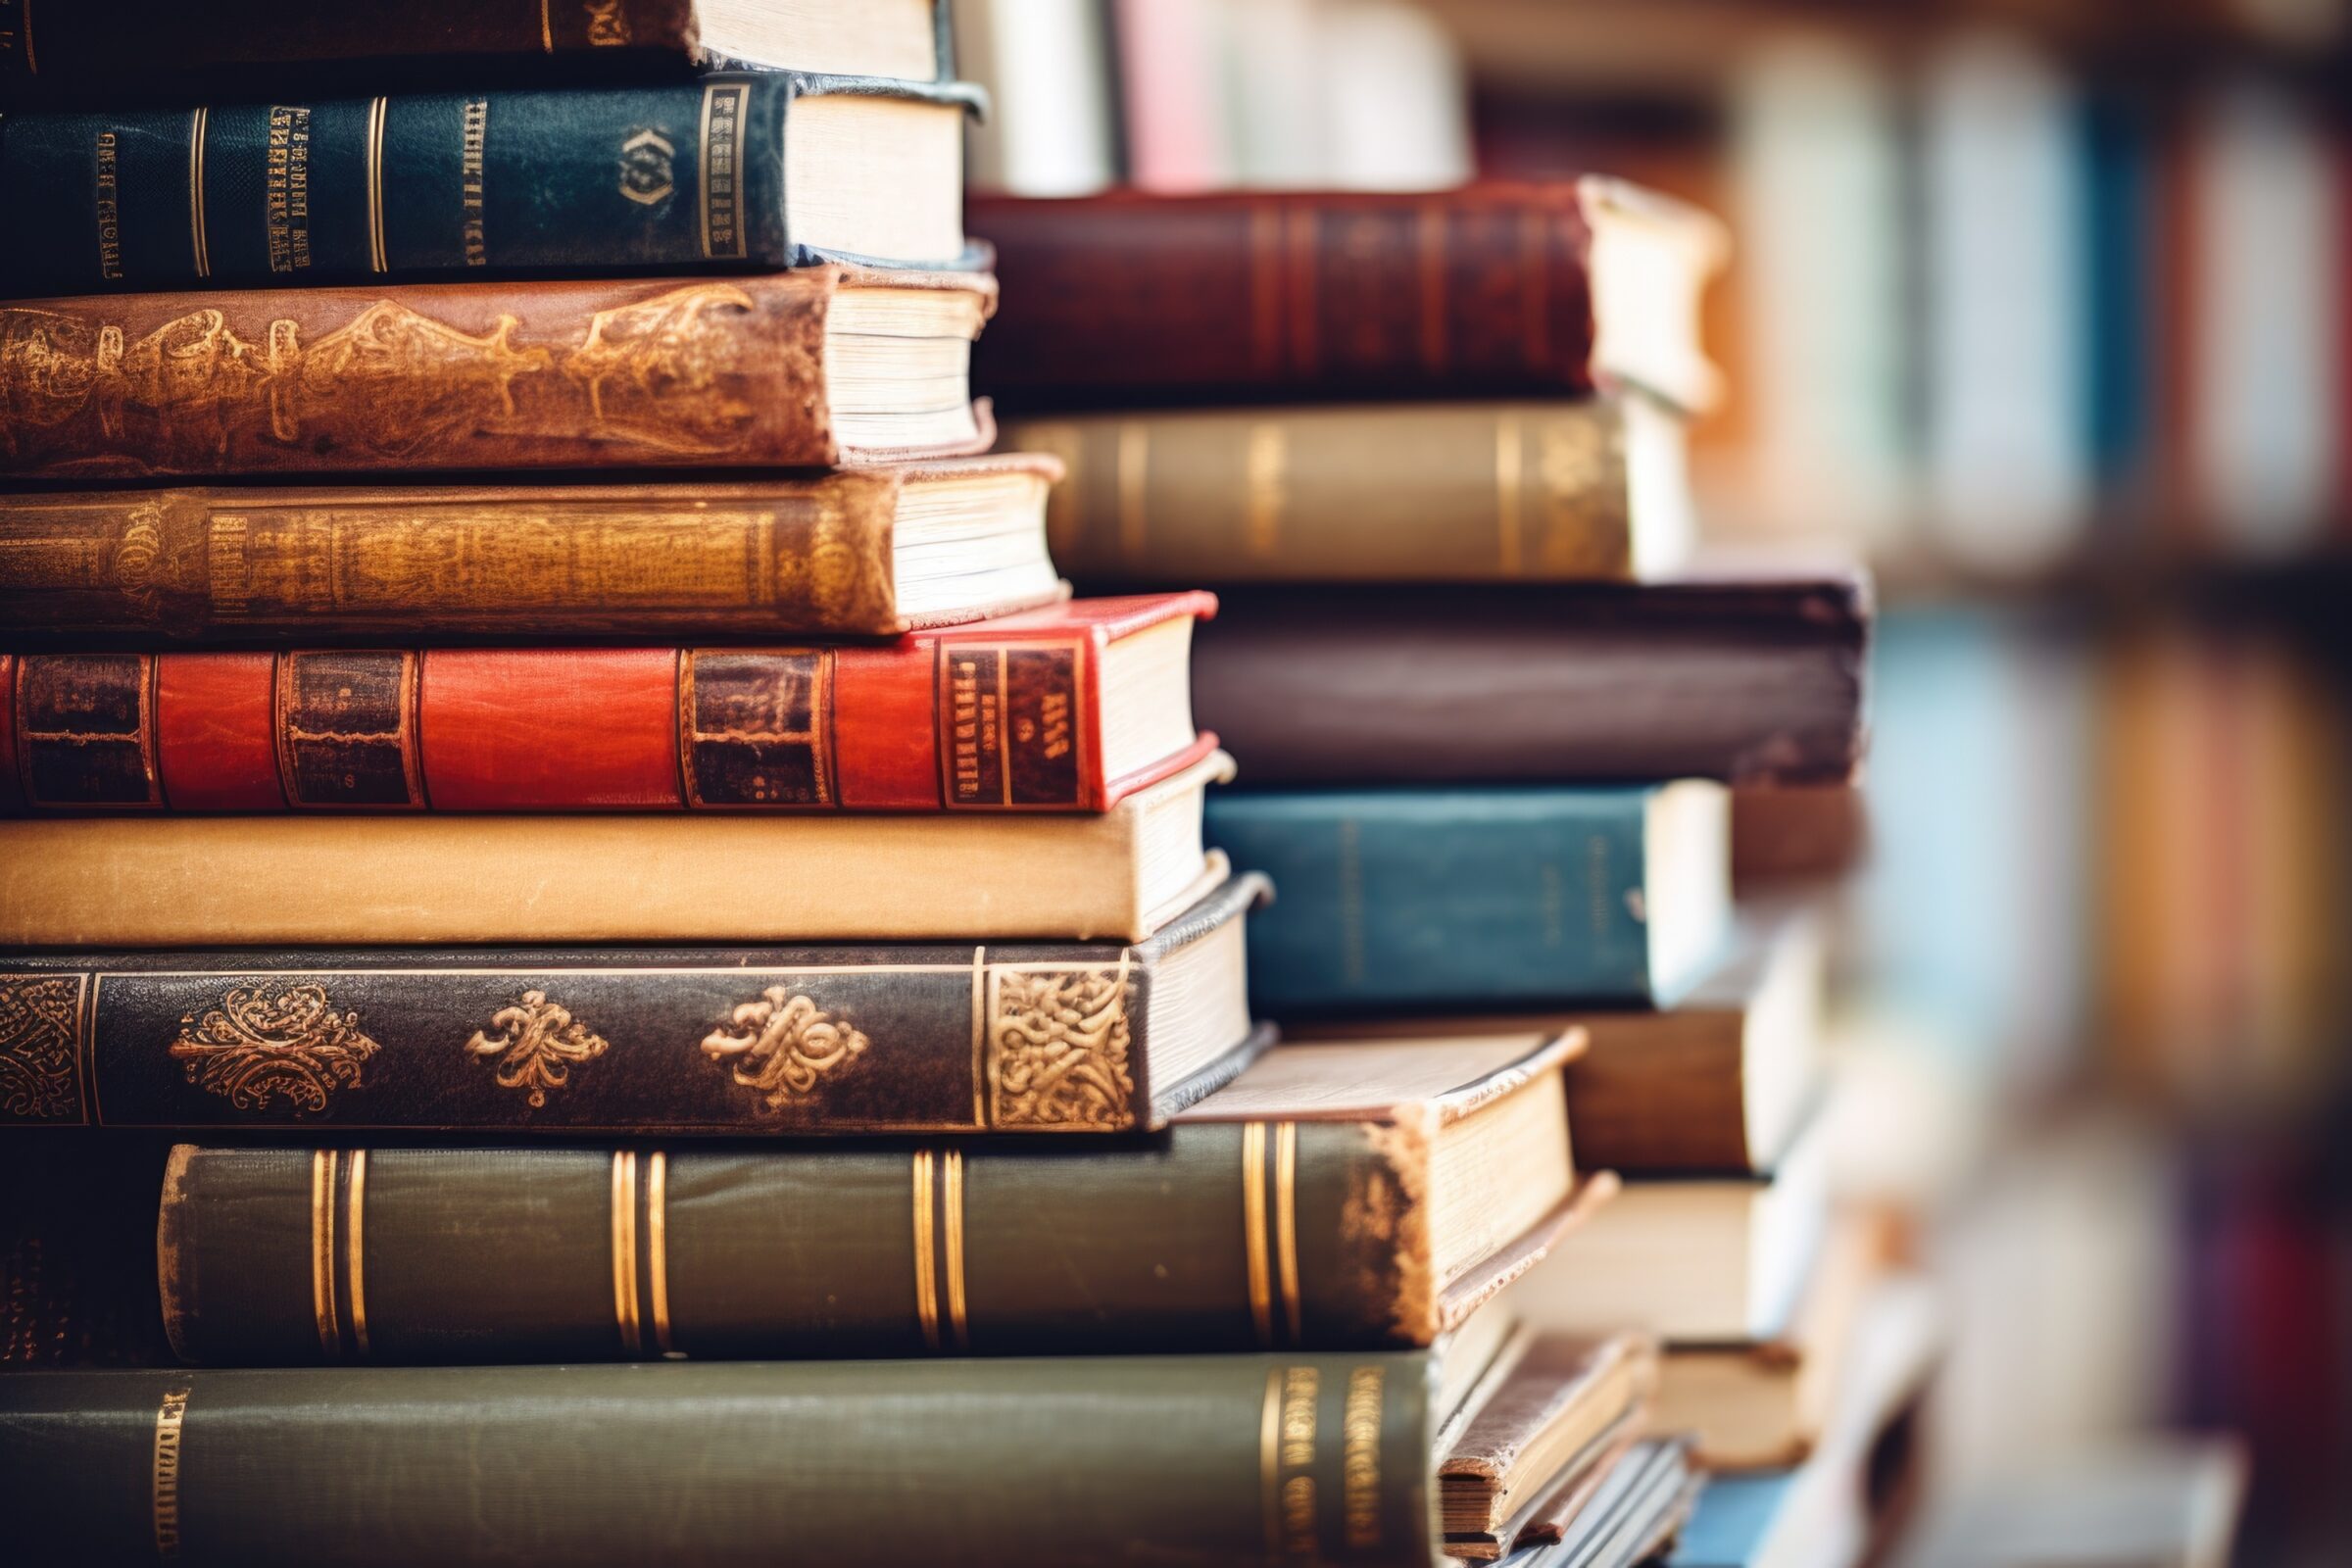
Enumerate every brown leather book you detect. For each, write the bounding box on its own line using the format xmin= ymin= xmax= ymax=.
xmin=1438 ymin=1332 xmax=1660 ymax=1560
xmin=1010 ymin=395 xmax=1690 ymax=585
xmin=1733 ymin=784 xmax=1871 ymax=889
xmin=1190 ymin=563 xmax=1872 ymax=787
xmin=0 ymin=458 xmax=1062 ymax=645
xmin=971 ymin=180 xmax=1725 ymax=411
xmin=0 ymin=266 xmax=993 ymax=481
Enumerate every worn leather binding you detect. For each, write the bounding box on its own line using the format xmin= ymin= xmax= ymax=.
xmin=155 ymin=1038 xmax=1595 ymax=1365
xmin=0 ymin=461 xmax=1058 ymax=647
xmin=0 ymin=73 xmax=983 ymax=294
xmin=0 ymin=1353 xmax=1436 ymax=1567
xmin=0 ymin=595 xmax=1212 ymax=813
xmin=1191 ymin=571 xmax=1873 ymax=787
xmin=0 ymin=268 xmax=995 ymax=480
xmin=0 ymin=874 xmax=1264 ymax=1134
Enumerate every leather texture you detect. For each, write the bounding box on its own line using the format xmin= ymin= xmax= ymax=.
xmin=0 ymin=594 xmax=1213 ymax=813
xmin=0 ymin=1352 xmax=1436 ymax=1568
xmin=1190 ymin=575 xmax=1872 ymax=786
xmin=0 ymin=268 xmax=995 ymax=479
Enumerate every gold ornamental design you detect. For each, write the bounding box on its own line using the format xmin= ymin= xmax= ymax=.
xmin=466 ymin=990 xmax=611 ymax=1107
xmin=561 ymin=283 xmax=759 ymax=455
xmin=701 ymin=989 xmax=869 ymax=1110
xmin=169 ymin=984 xmax=379 ymax=1113
xmin=988 ymin=963 xmax=1135 ymax=1131
xmin=0 ymin=977 xmax=84 ymax=1123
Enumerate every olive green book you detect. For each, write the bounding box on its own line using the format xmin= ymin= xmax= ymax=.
xmin=159 ymin=1035 xmax=1606 ymax=1364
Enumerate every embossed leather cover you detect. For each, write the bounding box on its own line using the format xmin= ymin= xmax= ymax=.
xmin=0 ymin=459 xmax=1057 ymax=646
xmin=153 ymin=1038 xmax=1592 ymax=1365
xmin=0 ymin=595 xmax=1213 ymax=813
xmin=0 ymin=74 xmax=983 ymax=294
xmin=0 ymin=874 xmax=1265 ymax=1135
xmin=0 ymin=267 xmax=996 ymax=480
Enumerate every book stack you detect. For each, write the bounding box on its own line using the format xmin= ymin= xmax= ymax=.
xmin=973 ymin=177 xmax=1926 ymax=1564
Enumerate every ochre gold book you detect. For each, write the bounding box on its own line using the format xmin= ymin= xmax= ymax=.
xmin=0 ymin=457 xmax=1062 ymax=645
xmin=0 ymin=750 xmax=1234 ymax=947
xmin=155 ymin=1035 xmax=1606 ymax=1363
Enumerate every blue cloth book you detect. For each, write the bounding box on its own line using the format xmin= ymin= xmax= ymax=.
xmin=1207 ymin=783 xmax=1729 ymax=1013
xmin=1668 ymin=1472 xmax=1800 ymax=1567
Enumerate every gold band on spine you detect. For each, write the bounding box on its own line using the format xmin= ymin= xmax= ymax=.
xmin=942 ymin=1149 xmax=968 ymax=1349
xmin=345 ymin=1150 xmax=369 ymax=1359
xmin=152 ymin=1385 xmax=191 ymax=1559
xmin=1258 ymin=1366 xmax=1286 ymax=1560
xmin=911 ymin=1150 xmax=941 ymax=1350
xmin=310 ymin=1150 xmax=339 ymax=1358
xmin=611 ymin=1151 xmax=642 ymax=1356
xmin=187 ymin=108 xmax=211 ymax=279
xmin=1274 ymin=1122 xmax=1300 ymax=1347
xmin=539 ymin=0 xmax=554 ymax=51
xmin=1243 ymin=1122 xmax=1273 ymax=1348
xmin=648 ymin=1151 xmax=674 ymax=1356
xmin=364 ymin=96 xmax=389 ymax=273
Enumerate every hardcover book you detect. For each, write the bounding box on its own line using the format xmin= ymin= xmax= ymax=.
xmin=1441 ymin=1333 xmax=1658 ymax=1560
xmin=0 ymin=74 xmax=979 ymax=294
xmin=0 ymin=459 xmax=1060 ymax=646
xmin=1011 ymin=396 xmax=1691 ymax=584
xmin=1205 ymin=783 xmax=1731 ymax=1012
xmin=0 ymin=749 xmax=1235 ymax=947
xmin=0 ymin=595 xmax=1209 ymax=813
xmin=971 ymin=179 xmax=1726 ymax=410
xmin=155 ymin=1034 xmax=1602 ymax=1361
xmin=0 ymin=1 xmax=954 ymax=105
xmin=1519 ymin=1439 xmax=1702 ymax=1568
xmin=0 ymin=873 xmax=1263 ymax=1136
xmin=0 ymin=267 xmax=996 ymax=481
xmin=1190 ymin=566 xmax=1874 ymax=787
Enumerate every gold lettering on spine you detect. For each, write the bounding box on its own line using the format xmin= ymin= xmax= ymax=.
xmin=309 ymin=1150 xmax=338 ymax=1358
xmin=93 ymin=131 xmax=122 ymax=279
xmin=610 ymin=1151 xmax=642 ymax=1356
xmin=152 ymin=1385 xmax=191 ymax=1559
xmin=911 ymin=1150 xmax=940 ymax=1350
xmin=1278 ymin=1365 xmax=1321 ymax=1558
xmin=1274 ymin=1122 xmax=1301 ymax=1346
xmin=942 ymin=1148 xmax=968 ymax=1349
xmin=460 ymin=100 xmax=490 ymax=266
xmin=1243 ymin=1121 xmax=1273 ymax=1348
xmin=364 ymin=97 xmax=390 ymax=273
xmin=265 ymin=106 xmax=315 ymax=273
xmin=648 ymin=1151 xmax=676 ymax=1357
xmin=187 ymin=108 xmax=211 ymax=280
xmin=345 ymin=1149 xmax=369 ymax=1358
xmin=697 ymin=83 xmax=748 ymax=261
xmin=1342 ymin=1366 xmax=1385 ymax=1548
xmin=1495 ymin=410 xmax=1525 ymax=575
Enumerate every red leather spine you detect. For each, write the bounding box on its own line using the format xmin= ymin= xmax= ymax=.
xmin=156 ymin=654 xmax=280 ymax=810
xmin=423 ymin=650 xmax=684 ymax=810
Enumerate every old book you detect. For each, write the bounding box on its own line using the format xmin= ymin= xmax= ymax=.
xmin=1205 ymin=783 xmax=1730 ymax=1012
xmin=0 ymin=595 xmax=1208 ymax=813
xmin=1012 ymin=396 xmax=1690 ymax=584
xmin=0 ymin=748 xmax=1232 ymax=947
xmin=155 ymin=1034 xmax=1602 ymax=1361
xmin=1515 ymin=1108 xmax=1832 ymax=1344
xmin=971 ymin=180 xmax=1725 ymax=410
xmin=1440 ymin=1334 xmax=1659 ymax=1560
xmin=1731 ymin=785 xmax=1870 ymax=889
xmin=1522 ymin=1438 xmax=1703 ymax=1568
xmin=0 ymin=74 xmax=977 ymax=294
xmin=0 ymin=460 xmax=1059 ymax=647
xmin=0 ymin=267 xmax=995 ymax=481
xmin=0 ymin=872 xmax=1262 ymax=1136
xmin=0 ymin=1 xmax=951 ymax=105
xmin=1190 ymin=566 xmax=1872 ymax=787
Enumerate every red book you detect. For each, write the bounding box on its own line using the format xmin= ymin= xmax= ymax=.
xmin=0 ymin=595 xmax=1215 ymax=815
xmin=970 ymin=179 xmax=1725 ymax=411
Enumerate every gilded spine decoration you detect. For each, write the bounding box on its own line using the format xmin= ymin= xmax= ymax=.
xmin=466 ymin=991 xmax=611 ymax=1107
xmin=986 ymin=958 xmax=1136 ymax=1130
xmin=169 ymin=985 xmax=380 ymax=1113
xmin=0 ymin=975 xmax=86 ymax=1124
xmin=700 ymin=989 xmax=870 ymax=1109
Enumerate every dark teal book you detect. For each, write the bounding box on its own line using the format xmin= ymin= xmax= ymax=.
xmin=1206 ymin=784 xmax=1729 ymax=1013
xmin=0 ymin=73 xmax=983 ymax=296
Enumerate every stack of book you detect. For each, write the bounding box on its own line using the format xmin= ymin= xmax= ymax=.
xmin=974 ymin=176 xmax=1929 ymax=1565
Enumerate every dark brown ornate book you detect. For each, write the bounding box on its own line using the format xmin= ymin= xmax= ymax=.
xmin=971 ymin=180 xmax=1726 ymax=411
xmin=156 ymin=1034 xmax=1605 ymax=1364
xmin=0 ymin=870 xmax=1261 ymax=1134
xmin=0 ymin=267 xmax=993 ymax=481
xmin=1189 ymin=564 xmax=1873 ymax=787
xmin=0 ymin=458 xmax=1060 ymax=646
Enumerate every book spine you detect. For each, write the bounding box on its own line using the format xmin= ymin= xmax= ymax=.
xmin=160 ymin=1124 xmax=1431 ymax=1362
xmin=1205 ymin=788 xmax=1660 ymax=1009
xmin=0 ymin=1356 xmax=1436 ymax=1568
xmin=0 ymin=0 xmax=700 ymax=105
xmin=0 ymin=76 xmax=799 ymax=294
xmin=0 ymin=941 xmax=1183 ymax=1133
xmin=0 ymin=271 xmax=876 ymax=481
xmin=971 ymin=190 xmax=1596 ymax=399
xmin=1 ymin=639 xmax=1177 ymax=812
xmin=1016 ymin=402 xmax=1632 ymax=584
xmin=1563 ymin=1031 xmax=1754 ymax=1173
xmin=0 ymin=478 xmax=907 ymax=640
